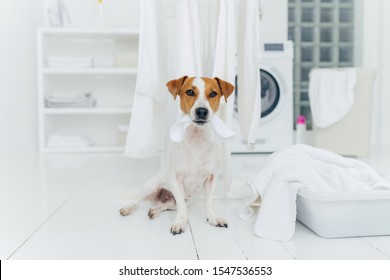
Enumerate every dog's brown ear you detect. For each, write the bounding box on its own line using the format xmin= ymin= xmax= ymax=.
xmin=214 ymin=77 xmax=234 ymax=102
xmin=166 ymin=76 xmax=188 ymax=100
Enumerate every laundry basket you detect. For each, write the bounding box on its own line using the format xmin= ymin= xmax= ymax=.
xmin=312 ymin=68 xmax=376 ymax=157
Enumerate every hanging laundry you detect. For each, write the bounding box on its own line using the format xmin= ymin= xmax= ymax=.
xmin=125 ymin=0 xmax=261 ymax=158
xmin=309 ymin=68 xmax=357 ymax=128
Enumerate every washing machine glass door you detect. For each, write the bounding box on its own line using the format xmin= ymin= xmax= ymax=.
xmin=260 ymin=69 xmax=280 ymax=118
xmin=234 ymin=69 xmax=281 ymax=118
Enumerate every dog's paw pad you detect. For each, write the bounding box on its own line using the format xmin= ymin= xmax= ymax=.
xmin=217 ymin=222 xmax=228 ymax=228
xmin=119 ymin=205 xmax=137 ymax=216
xmin=207 ymin=217 xmax=228 ymax=228
xmin=119 ymin=208 xmax=130 ymax=216
xmin=148 ymin=208 xmax=157 ymax=219
xmin=170 ymin=223 xmax=186 ymax=235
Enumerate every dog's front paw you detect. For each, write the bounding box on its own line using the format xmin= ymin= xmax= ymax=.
xmin=207 ymin=217 xmax=228 ymax=228
xmin=170 ymin=220 xmax=187 ymax=235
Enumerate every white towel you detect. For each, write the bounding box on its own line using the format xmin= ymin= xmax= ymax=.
xmin=236 ymin=0 xmax=261 ymax=147
xmin=47 ymin=134 xmax=93 ymax=149
xmin=45 ymin=92 xmax=97 ymax=108
xmin=92 ymin=56 xmax=114 ymax=68
xmin=47 ymin=56 xmax=92 ymax=68
xmin=241 ymin=144 xmax=390 ymax=242
xmin=46 ymin=92 xmax=92 ymax=103
xmin=134 ymin=0 xmax=164 ymax=103
xmin=125 ymin=93 xmax=167 ymax=158
xmin=169 ymin=115 xmax=235 ymax=143
xmin=174 ymin=0 xmax=203 ymax=78
xmin=124 ymin=0 xmax=169 ymax=158
xmin=212 ymin=0 xmax=235 ymax=125
xmin=309 ymin=68 xmax=357 ymax=128
xmin=211 ymin=0 xmax=236 ymax=193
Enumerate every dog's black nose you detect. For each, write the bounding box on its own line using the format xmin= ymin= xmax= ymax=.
xmin=195 ymin=107 xmax=209 ymax=120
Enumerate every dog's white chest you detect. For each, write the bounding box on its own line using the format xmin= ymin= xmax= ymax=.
xmin=168 ymin=124 xmax=222 ymax=198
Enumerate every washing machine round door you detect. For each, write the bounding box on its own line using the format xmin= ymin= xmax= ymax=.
xmin=260 ymin=69 xmax=280 ymax=119
xmin=234 ymin=69 xmax=281 ymax=119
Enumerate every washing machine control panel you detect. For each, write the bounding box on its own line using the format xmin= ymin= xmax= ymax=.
xmin=264 ymin=43 xmax=284 ymax=51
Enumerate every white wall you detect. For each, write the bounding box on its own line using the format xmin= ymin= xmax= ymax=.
xmin=261 ymin=0 xmax=288 ymax=42
xmin=46 ymin=0 xmax=140 ymax=29
xmin=0 ymin=0 xmax=44 ymax=151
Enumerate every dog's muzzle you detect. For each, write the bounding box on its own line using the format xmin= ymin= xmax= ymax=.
xmin=194 ymin=107 xmax=209 ymax=125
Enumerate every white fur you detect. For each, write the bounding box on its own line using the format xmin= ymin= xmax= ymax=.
xmin=120 ymin=77 xmax=228 ymax=234
xmin=189 ymin=77 xmax=214 ymax=122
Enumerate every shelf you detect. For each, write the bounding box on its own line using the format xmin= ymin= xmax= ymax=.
xmin=43 ymin=146 xmax=125 ymax=153
xmin=38 ymin=27 xmax=137 ymax=154
xmin=39 ymin=27 xmax=139 ymax=38
xmin=43 ymin=108 xmax=132 ymax=115
xmin=42 ymin=68 xmax=137 ymax=75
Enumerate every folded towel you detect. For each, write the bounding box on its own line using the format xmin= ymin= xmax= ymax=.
xmin=93 ymin=56 xmax=115 ymax=68
xmin=46 ymin=92 xmax=92 ymax=102
xmin=45 ymin=98 xmax=97 ymax=108
xmin=241 ymin=144 xmax=390 ymax=242
xmin=45 ymin=92 xmax=97 ymax=108
xmin=309 ymin=68 xmax=357 ymax=128
xmin=169 ymin=115 xmax=235 ymax=142
xmin=47 ymin=56 xmax=93 ymax=68
xmin=47 ymin=134 xmax=93 ymax=149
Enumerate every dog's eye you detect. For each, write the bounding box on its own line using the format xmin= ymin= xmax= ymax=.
xmin=186 ymin=90 xmax=195 ymax=96
xmin=209 ymin=91 xmax=217 ymax=98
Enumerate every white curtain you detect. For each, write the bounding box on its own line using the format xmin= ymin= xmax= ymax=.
xmin=125 ymin=0 xmax=261 ymax=158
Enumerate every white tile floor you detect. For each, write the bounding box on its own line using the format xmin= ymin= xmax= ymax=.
xmin=1 ymin=149 xmax=390 ymax=260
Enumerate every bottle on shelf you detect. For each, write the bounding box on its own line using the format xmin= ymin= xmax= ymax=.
xmin=295 ymin=115 xmax=307 ymax=144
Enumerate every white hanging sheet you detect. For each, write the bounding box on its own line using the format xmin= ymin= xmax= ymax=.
xmin=125 ymin=0 xmax=261 ymax=158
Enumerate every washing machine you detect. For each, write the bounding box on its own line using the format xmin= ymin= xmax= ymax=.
xmin=230 ymin=41 xmax=294 ymax=153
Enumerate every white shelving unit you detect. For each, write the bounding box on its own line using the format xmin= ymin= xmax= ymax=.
xmin=37 ymin=28 xmax=139 ymax=153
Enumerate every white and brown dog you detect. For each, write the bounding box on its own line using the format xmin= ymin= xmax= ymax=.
xmin=119 ymin=76 xmax=234 ymax=235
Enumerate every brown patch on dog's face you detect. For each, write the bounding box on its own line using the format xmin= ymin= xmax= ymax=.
xmin=166 ymin=76 xmax=188 ymax=100
xmin=177 ymin=77 xmax=198 ymax=114
xmin=166 ymin=76 xmax=197 ymax=114
xmin=213 ymin=77 xmax=235 ymax=103
xmin=201 ymin=77 xmax=226 ymax=112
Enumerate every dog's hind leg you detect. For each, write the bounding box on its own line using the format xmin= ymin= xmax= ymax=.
xmin=148 ymin=197 xmax=176 ymax=219
xmin=119 ymin=169 xmax=168 ymax=216
xmin=119 ymin=187 xmax=150 ymax=216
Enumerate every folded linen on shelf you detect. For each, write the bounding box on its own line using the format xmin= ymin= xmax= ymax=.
xmin=45 ymin=92 xmax=97 ymax=108
xmin=92 ymin=56 xmax=115 ymax=68
xmin=47 ymin=56 xmax=93 ymax=68
xmin=47 ymin=134 xmax=94 ymax=149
